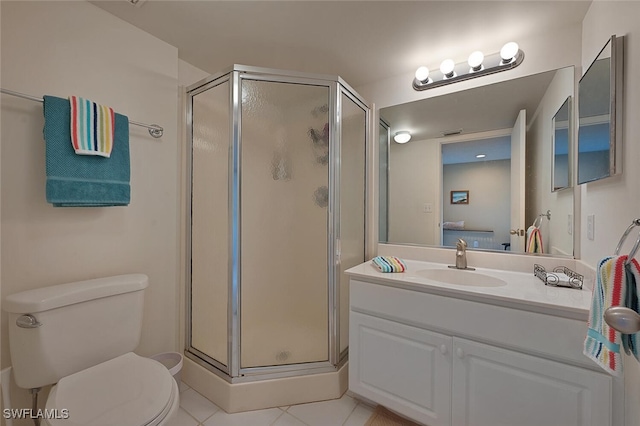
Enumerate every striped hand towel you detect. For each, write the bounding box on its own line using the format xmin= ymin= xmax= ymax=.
xmin=526 ymin=226 xmax=544 ymax=254
xmin=371 ymin=256 xmax=407 ymax=273
xmin=69 ymin=96 xmax=115 ymax=157
xmin=584 ymin=256 xmax=628 ymax=376
xmin=622 ymin=258 xmax=640 ymax=361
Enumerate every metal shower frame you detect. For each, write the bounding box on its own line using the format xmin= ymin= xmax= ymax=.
xmin=184 ymin=65 xmax=369 ymax=383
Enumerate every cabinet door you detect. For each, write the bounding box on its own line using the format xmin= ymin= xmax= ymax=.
xmin=350 ymin=312 xmax=452 ymax=426
xmin=452 ymin=338 xmax=612 ymax=426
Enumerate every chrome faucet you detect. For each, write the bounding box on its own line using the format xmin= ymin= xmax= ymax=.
xmin=449 ymin=239 xmax=475 ymax=270
xmin=455 ymin=239 xmax=468 ymax=269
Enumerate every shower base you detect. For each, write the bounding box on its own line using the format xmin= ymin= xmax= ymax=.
xmin=182 ymin=357 xmax=348 ymax=413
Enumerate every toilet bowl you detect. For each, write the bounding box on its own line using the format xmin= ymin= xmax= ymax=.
xmin=3 ymin=274 xmax=179 ymax=426
xmin=44 ymin=353 xmax=179 ymax=426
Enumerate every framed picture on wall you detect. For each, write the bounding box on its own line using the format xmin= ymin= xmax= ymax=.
xmin=450 ymin=190 xmax=469 ymax=205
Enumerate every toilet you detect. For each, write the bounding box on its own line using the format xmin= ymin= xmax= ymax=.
xmin=3 ymin=274 xmax=179 ymax=426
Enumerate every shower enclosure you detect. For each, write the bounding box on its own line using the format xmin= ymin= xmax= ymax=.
xmin=186 ymin=65 xmax=369 ymax=383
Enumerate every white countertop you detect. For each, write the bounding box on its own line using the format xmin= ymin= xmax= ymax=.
xmin=346 ymin=260 xmax=593 ymax=320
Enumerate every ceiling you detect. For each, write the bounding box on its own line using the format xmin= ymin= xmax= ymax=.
xmin=91 ymin=0 xmax=591 ymax=89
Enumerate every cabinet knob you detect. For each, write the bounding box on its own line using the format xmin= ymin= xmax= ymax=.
xmin=456 ymin=347 xmax=465 ymax=359
xmin=440 ymin=344 xmax=447 ymax=355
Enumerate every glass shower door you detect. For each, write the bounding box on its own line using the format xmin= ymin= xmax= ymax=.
xmin=338 ymin=91 xmax=367 ymax=355
xmin=189 ymin=78 xmax=231 ymax=370
xmin=240 ymin=79 xmax=330 ymax=369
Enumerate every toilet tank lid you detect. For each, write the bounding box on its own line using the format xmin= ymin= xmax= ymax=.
xmin=2 ymin=274 xmax=149 ymax=314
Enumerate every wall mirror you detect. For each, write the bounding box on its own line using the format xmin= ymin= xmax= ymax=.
xmin=552 ymin=97 xmax=571 ymax=192
xmin=379 ymin=66 xmax=575 ymax=257
xmin=577 ymin=35 xmax=624 ymax=184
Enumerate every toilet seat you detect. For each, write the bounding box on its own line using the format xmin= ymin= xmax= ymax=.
xmin=45 ymin=352 xmax=177 ymax=426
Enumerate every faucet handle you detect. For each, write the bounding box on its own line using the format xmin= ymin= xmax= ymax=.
xmin=457 ymin=239 xmax=467 ymax=249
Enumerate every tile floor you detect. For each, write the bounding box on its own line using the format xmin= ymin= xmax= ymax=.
xmin=171 ymin=381 xmax=375 ymax=426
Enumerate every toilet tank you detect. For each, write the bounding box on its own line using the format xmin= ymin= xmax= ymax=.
xmin=2 ymin=274 xmax=148 ymax=389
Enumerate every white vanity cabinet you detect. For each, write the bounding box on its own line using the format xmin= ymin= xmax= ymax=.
xmin=348 ymin=270 xmax=616 ymax=426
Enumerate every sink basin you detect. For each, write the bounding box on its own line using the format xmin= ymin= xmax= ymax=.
xmin=415 ymin=268 xmax=507 ymax=287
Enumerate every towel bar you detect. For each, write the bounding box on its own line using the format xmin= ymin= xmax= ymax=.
xmin=1 ymin=88 xmax=163 ymax=138
xmin=532 ymin=210 xmax=551 ymax=228
xmin=614 ymin=219 xmax=640 ymax=265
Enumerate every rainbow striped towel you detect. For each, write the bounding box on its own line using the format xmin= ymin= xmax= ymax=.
xmin=69 ymin=96 xmax=115 ymax=157
xmin=371 ymin=256 xmax=407 ymax=273
xmin=583 ymin=255 xmax=634 ymax=376
xmin=526 ymin=226 xmax=544 ymax=254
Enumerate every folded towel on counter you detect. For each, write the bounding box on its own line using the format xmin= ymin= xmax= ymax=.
xmin=43 ymin=95 xmax=130 ymax=207
xmin=584 ymin=255 xmax=630 ymax=375
xmin=526 ymin=226 xmax=544 ymax=254
xmin=443 ymin=221 xmax=465 ymax=230
xmin=546 ymin=272 xmax=573 ymax=286
xmin=371 ymin=256 xmax=407 ymax=273
xmin=69 ymin=95 xmax=115 ymax=157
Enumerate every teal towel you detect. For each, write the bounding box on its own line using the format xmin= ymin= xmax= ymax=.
xmin=43 ymin=95 xmax=130 ymax=207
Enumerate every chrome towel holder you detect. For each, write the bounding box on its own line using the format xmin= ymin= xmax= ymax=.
xmin=604 ymin=218 xmax=640 ymax=334
xmin=532 ymin=210 xmax=551 ymax=228
xmin=1 ymin=88 xmax=164 ymax=138
xmin=614 ymin=218 xmax=640 ymax=265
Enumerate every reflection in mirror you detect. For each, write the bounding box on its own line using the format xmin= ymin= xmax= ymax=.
xmin=379 ymin=119 xmax=390 ymax=242
xmin=380 ymin=66 xmax=575 ymax=257
xmin=552 ymin=97 xmax=571 ymax=192
xmin=578 ymin=35 xmax=624 ymax=184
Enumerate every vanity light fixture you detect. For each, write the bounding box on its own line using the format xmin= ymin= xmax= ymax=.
xmin=393 ymin=131 xmax=412 ymax=144
xmin=413 ymin=42 xmax=524 ymax=91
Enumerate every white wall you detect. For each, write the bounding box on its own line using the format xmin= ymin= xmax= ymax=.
xmin=580 ymin=2 xmax=640 ymax=425
xmin=1 ymin=1 xmax=179 ymax=419
xmin=527 ymin=66 xmax=575 ymax=256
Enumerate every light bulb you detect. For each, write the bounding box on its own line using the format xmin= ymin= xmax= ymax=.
xmin=475 ymin=154 xmax=486 ymax=159
xmin=468 ymin=51 xmax=484 ymax=72
xmin=500 ymin=42 xmax=519 ymax=64
xmin=440 ymin=59 xmax=456 ymax=78
xmin=393 ymin=131 xmax=411 ymax=144
xmin=415 ymin=66 xmax=430 ymax=83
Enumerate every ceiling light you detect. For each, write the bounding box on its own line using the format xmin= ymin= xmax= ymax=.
xmin=413 ymin=42 xmax=524 ymax=91
xmin=468 ymin=51 xmax=484 ymax=72
xmin=476 ymin=154 xmax=486 ymax=158
xmin=393 ymin=131 xmax=411 ymax=144
xmin=500 ymin=42 xmax=520 ymax=64
xmin=440 ymin=59 xmax=456 ymax=79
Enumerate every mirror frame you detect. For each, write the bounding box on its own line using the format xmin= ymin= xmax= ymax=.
xmin=577 ymin=35 xmax=624 ymax=184
xmin=552 ymin=96 xmax=572 ymax=192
